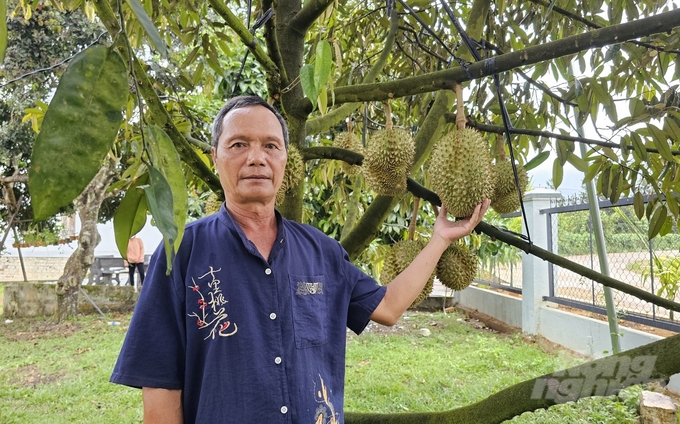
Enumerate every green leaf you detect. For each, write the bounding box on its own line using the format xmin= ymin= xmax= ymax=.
xmin=609 ymin=166 xmax=622 ymax=203
xmin=145 ymin=125 xmax=188 ymax=253
xmin=583 ymin=159 xmax=603 ymax=183
xmin=314 ymin=40 xmax=333 ymax=96
xmin=648 ymin=204 xmax=667 ymax=239
xmin=126 ymin=0 xmax=168 ymax=58
xmin=144 ymin=166 xmax=178 ymax=272
xmin=599 ymin=166 xmax=611 ymax=198
xmin=552 ymin=159 xmax=563 ymax=188
xmin=667 ymin=194 xmax=679 ymax=219
xmin=113 ymin=173 xmax=149 ymax=259
xmin=648 ymin=124 xmax=675 ymax=163
xmin=630 ymin=132 xmax=648 ymax=161
xmin=0 ymin=0 xmax=6 ymax=63
xmin=633 ymin=191 xmax=645 ymax=219
xmin=566 ymin=152 xmax=588 ymax=172
xmin=524 ymin=151 xmax=549 ymax=171
xmin=28 ymin=45 xmax=128 ymax=221
xmin=300 ymin=64 xmax=317 ymax=109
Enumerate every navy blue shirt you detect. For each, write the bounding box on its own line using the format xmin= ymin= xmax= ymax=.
xmin=110 ymin=206 xmax=386 ymax=423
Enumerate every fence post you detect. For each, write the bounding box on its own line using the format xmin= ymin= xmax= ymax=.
xmin=522 ymin=188 xmax=562 ymax=334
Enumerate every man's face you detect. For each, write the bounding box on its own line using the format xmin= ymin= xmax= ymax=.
xmin=211 ymin=106 xmax=288 ymax=207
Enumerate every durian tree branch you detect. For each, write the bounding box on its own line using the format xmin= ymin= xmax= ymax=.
xmin=462 ymin=117 xmax=680 ymax=156
xmin=290 ymin=0 xmax=336 ymax=33
xmin=340 ymin=91 xmax=455 ymax=259
xmin=92 ymin=0 xmax=222 ymax=194
xmin=527 ymin=0 xmax=680 ymax=55
xmin=305 ymin=10 xmax=399 ymax=136
xmin=208 ymin=0 xmax=281 ymax=94
xmin=346 ymin=332 xmax=680 ymax=423
xmin=322 ymin=8 xmax=680 ymax=105
xmin=301 ymin=146 xmax=364 ymax=165
xmin=405 ymin=178 xmax=680 ymax=313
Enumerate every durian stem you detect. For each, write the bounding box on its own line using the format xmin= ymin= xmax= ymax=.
xmin=454 ymin=84 xmax=467 ymax=130
xmin=497 ymin=134 xmax=506 ymax=161
xmin=384 ymin=102 xmax=393 ymax=131
xmin=347 ymin=116 xmax=353 ymax=133
xmin=408 ymin=197 xmax=420 ymax=241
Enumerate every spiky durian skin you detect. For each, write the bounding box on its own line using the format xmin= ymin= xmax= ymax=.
xmin=205 ymin=192 xmax=223 ymax=215
xmin=491 ymin=191 xmax=522 ymax=214
xmin=334 ymin=132 xmax=363 ymax=176
xmin=429 ymin=128 xmax=495 ymax=218
xmin=380 ymin=239 xmax=434 ymax=308
xmin=276 ymin=145 xmax=305 ymax=206
xmin=364 ymin=128 xmax=415 ymax=196
xmin=436 ymin=242 xmax=479 ymax=291
xmin=491 ymin=160 xmax=528 ymax=207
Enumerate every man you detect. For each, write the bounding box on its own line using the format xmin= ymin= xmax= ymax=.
xmin=125 ymin=235 xmax=145 ymax=287
xmin=110 ymin=96 xmax=489 ymax=423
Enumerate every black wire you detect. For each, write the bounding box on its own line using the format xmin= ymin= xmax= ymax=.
xmin=438 ymin=0 xmax=532 ymax=245
xmin=232 ymin=0 xmax=254 ymax=97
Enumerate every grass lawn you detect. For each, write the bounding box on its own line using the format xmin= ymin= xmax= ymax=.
xmin=0 ymin=309 xmax=666 ymax=423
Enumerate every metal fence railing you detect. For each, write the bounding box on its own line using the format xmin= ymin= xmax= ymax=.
xmin=544 ymin=195 xmax=680 ymax=333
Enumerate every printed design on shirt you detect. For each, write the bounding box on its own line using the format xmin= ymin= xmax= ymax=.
xmin=187 ymin=266 xmax=238 ymax=340
xmin=313 ymin=374 xmax=339 ymax=424
xmin=296 ymin=281 xmax=323 ymax=295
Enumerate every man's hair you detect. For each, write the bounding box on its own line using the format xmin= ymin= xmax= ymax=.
xmin=211 ymin=96 xmax=289 ymax=149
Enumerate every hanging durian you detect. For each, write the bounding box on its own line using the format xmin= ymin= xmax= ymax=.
xmin=333 ymin=131 xmax=363 ymax=176
xmin=204 ymin=192 xmax=223 ymax=215
xmin=436 ymin=242 xmax=478 ymax=291
xmin=429 ymin=128 xmax=495 ymax=218
xmin=380 ymin=239 xmax=434 ymax=308
xmin=276 ymin=144 xmax=304 ymax=206
xmin=363 ymin=103 xmax=415 ymax=196
xmin=490 ymin=160 xmax=528 ymax=214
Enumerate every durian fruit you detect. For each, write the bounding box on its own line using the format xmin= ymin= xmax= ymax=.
xmin=363 ymin=128 xmax=415 ymax=196
xmin=276 ymin=144 xmax=305 ymax=206
xmin=490 ymin=160 xmax=529 ymax=214
xmin=333 ymin=132 xmax=363 ymax=176
xmin=429 ymin=128 xmax=495 ymax=218
xmin=205 ymin=192 xmax=223 ymax=215
xmin=436 ymin=242 xmax=479 ymax=291
xmin=380 ymin=239 xmax=434 ymax=308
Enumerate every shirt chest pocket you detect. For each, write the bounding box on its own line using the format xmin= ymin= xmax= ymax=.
xmin=289 ymin=275 xmax=327 ymax=349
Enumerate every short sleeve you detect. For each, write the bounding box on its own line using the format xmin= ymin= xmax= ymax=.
xmin=110 ymin=244 xmax=186 ymax=389
xmin=339 ymin=244 xmax=386 ymax=335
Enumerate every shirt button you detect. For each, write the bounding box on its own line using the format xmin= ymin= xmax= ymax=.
xmin=280 ymin=406 xmax=288 ymax=414
xmin=274 ymin=356 xmax=282 ymax=364
xmin=265 ymin=268 xmax=272 ymax=275
xmin=269 ymin=313 xmax=277 ymax=320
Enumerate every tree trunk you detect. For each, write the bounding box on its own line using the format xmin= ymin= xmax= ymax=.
xmin=346 ymin=333 xmax=680 ymax=424
xmin=55 ymin=159 xmax=117 ymax=322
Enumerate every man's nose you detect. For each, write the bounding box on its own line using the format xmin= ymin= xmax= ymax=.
xmin=247 ymin=145 xmax=266 ymax=165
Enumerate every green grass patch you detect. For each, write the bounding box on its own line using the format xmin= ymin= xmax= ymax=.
xmin=0 ymin=313 xmax=142 ymax=424
xmin=345 ymin=311 xmax=582 ymax=414
xmin=0 ymin=310 xmax=657 ymax=423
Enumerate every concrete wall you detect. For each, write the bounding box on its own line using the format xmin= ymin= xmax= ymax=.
xmin=454 ymin=285 xmax=522 ymax=328
xmin=0 ymin=257 xmax=68 ymax=282
xmin=453 ymin=285 xmax=662 ymax=358
xmin=2 ymin=282 xmax=139 ymax=318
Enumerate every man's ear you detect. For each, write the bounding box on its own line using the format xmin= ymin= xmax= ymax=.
xmin=211 ymin=147 xmax=218 ymax=174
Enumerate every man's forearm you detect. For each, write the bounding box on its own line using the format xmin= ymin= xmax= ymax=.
xmin=142 ymin=387 xmax=183 ymax=424
xmin=370 ymin=236 xmax=449 ymax=326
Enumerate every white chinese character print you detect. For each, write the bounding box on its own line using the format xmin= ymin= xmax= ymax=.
xmin=187 ymin=266 xmax=238 ymax=340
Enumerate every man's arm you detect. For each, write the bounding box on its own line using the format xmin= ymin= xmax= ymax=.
xmin=142 ymin=387 xmax=183 ymax=424
xmin=370 ymin=200 xmax=490 ymax=326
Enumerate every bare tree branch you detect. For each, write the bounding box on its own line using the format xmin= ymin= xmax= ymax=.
xmin=290 ymin=0 xmax=336 ymax=33
xmin=461 ymin=116 xmax=680 ymax=156
xmin=208 ymin=0 xmax=281 ymax=92
xmin=326 ymin=8 xmax=680 ymax=105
